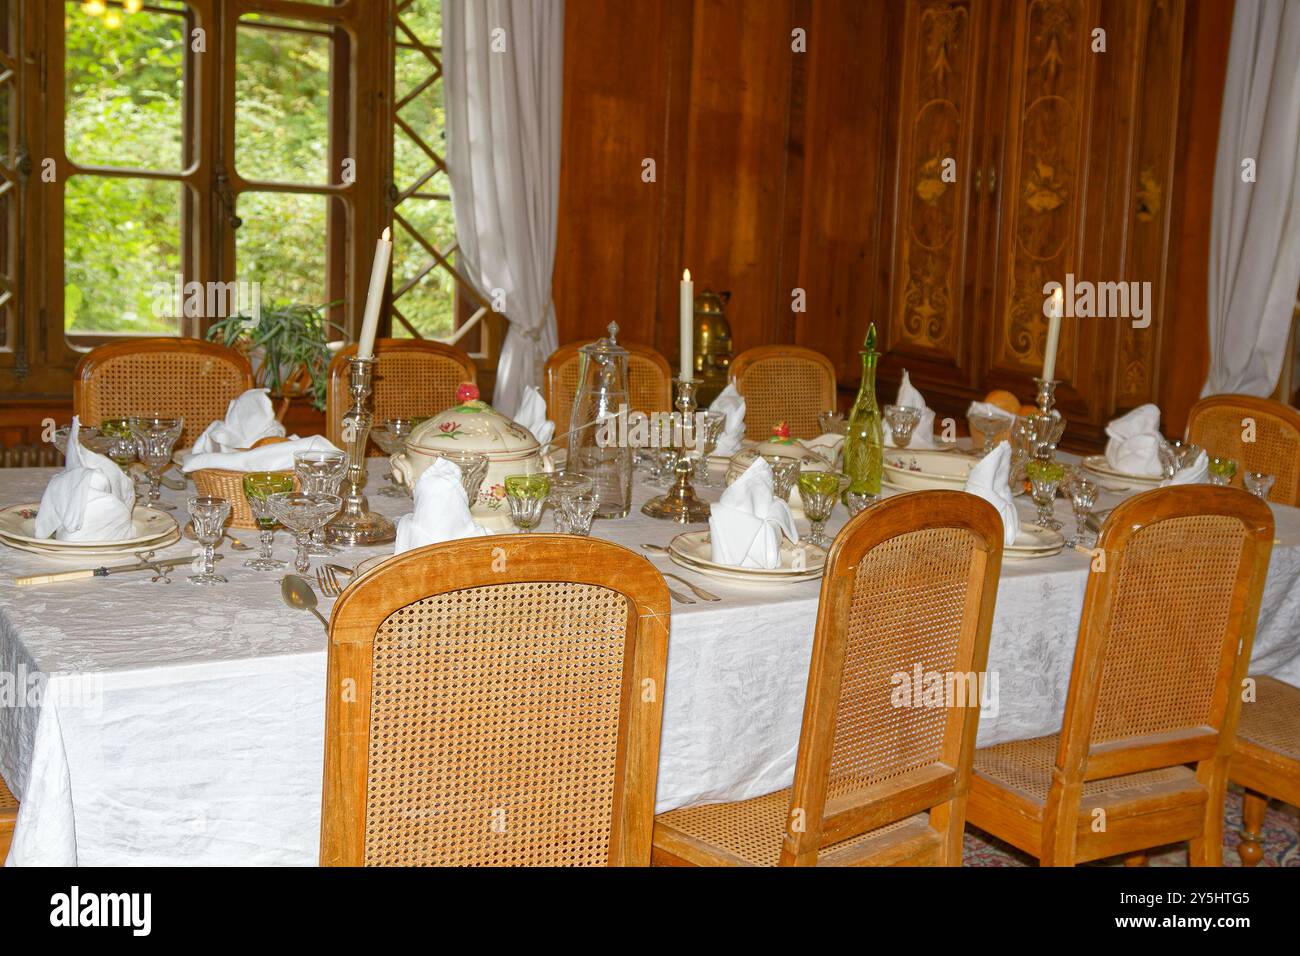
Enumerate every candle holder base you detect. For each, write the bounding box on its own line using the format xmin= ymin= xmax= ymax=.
xmin=642 ymin=480 xmax=712 ymax=524
xmin=642 ymin=376 xmax=712 ymax=524
xmin=325 ymin=494 xmax=396 ymax=547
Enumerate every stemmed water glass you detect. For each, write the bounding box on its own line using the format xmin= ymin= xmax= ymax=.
xmin=968 ymin=411 xmax=1010 ymax=457
xmin=187 ymin=495 xmax=231 ymax=585
xmin=129 ymin=416 xmax=184 ymax=510
xmin=1066 ymin=475 xmax=1098 ymax=548
xmin=1026 ymin=459 xmax=1065 ymax=531
xmin=1208 ymin=456 xmax=1238 ymax=487
xmin=99 ymin=417 xmax=138 ymax=469
xmin=268 ymin=492 xmax=343 ymax=574
xmin=293 ymin=450 xmax=349 ymax=555
xmin=692 ymin=411 xmax=727 ymax=486
xmin=797 ymin=470 xmax=849 ymax=549
xmin=818 ymin=410 xmax=847 ymax=436
xmin=762 ymin=454 xmax=802 ymax=502
xmin=547 ymin=472 xmax=596 ymax=532
xmin=504 ymin=473 xmax=551 ymax=532
xmin=1244 ymin=472 xmax=1275 ymax=501
xmin=242 ymin=472 xmax=295 ymax=570
xmin=884 ymin=404 xmax=921 ymax=449
xmin=369 ymin=418 xmax=417 ymax=497
xmin=429 ymin=450 xmax=490 ymax=507
xmin=557 ymin=494 xmax=600 ymax=536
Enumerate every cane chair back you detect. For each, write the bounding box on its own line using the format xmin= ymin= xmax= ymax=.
xmin=653 ymin=491 xmax=1004 ymax=866
xmin=327 ymin=340 xmax=477 ymax=453
xmin=320 ymin=536 xmax=671 ymax=866
xmin=730 ymin=345 xmax=837 ymax=441
xmin=1187 ymin=394 xmax=1300 ymax=505
xmin=544 ymin=341 xmax=673 ymax=451
xmin=73 ymin=338 xmax=253 ymax=448
xmin=0 ymin=773 xmax=17 ymax=862
xmin=967 ymin=486 xmax=1274 ymax=865
xmin=1231 ymin=675 xmax=1300 ymax=865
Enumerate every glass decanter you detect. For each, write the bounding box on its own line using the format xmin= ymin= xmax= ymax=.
xmin=842 ymin=323 xmax=884 ymax=497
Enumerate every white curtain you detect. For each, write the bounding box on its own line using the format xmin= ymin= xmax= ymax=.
xmin=1204 ymin=0 xmax=1300 ymax=398
xmin=444 ymin=0 xmax=564 ymax=417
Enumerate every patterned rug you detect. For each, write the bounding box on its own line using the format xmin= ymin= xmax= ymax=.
xmin=963 ymin=788 xmax=1300 ymax=866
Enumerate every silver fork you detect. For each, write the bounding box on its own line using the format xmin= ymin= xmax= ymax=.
xmin=667 ymin=587 xmax=696 ymax=605
xmin=316 ymin=564 xmax=345 ymax=597
xmin=661 ymin=572 xmax=721 ymax=601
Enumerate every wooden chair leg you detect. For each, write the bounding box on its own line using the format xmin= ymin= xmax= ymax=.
xmin=1238 ymin=790 xmax=1269 ymax=867
xmin=1123 ymin=852 xmax=1149 ymax=866
xmin=1189 ymin=759 xmax=1228 ymax=867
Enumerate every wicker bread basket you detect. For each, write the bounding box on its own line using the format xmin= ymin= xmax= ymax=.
xmin=190 ymin=436 xmax=298 ymax=529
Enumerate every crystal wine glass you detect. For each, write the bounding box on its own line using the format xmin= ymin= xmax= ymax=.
xmin=818 ymin=410 xmax=847 ymax=436
xmin=762 ymin=454 xmax=802 ymax=502
xmin=797 ymin=470 xmax=849 ymax=549
xmin=369 ymin=418 xmax=417 ymax=497
xmin=129 ymin=416 xmax=184 ymax=511
xmin=692 ymin=411 xmax=727 ymax=486
xmin=968 ymin=411 xmax=1009 ymax=456
xmin=267 ymin=492 xmax=343 ymax=574
xmin=1026 ymin=459 xmax=1065 ymax=531
xmin=1156 ymin=440 xmax=1179 ymax=480
xmin=242 ymin=472 xmax=295 ymax=570
xmin=429 ymin=450 xmax=490 ymax=507
xmin=548 ymin=472 xmax=595 ymax=532
xmin=504 ymin=473 xmax=551 ymax=532
xmin=1066 ymin=475 xmax=1098 ymax=548
xmin=1244 ymin=471 xmax=1275 ymax=501
xmin=187 ymin=495 xmax=232 ymax=585
xmin=1208 ymin=456 xmax=1238 ymax=487
xmin=52 ymin=425 xmax=117 ymax=459
xmin=99 ymin=417 xmax=138 ymax=468
xmin=293 ymin=450 xmax=348 ymax=555
xmin=844 ymin=491 xmax=881 ymax=516
xmin=558 ymin=493 xmax=601 ymax=536
xmin=883 ymin=404 xmax=921 ymax=448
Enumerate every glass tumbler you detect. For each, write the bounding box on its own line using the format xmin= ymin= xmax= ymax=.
xmin=187 ymin=495 xmax=232 ymax=585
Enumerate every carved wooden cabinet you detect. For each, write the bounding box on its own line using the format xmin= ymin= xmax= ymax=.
xmin=878 ymin=0 xmax=1188 ymax=446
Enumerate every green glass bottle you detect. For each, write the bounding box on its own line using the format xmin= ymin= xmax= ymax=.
xmin=843 ymin=323 xmax=884 ymax=496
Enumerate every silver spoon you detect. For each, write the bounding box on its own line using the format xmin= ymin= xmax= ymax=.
xmin=281 ymin=574 xmax=329 ymax=631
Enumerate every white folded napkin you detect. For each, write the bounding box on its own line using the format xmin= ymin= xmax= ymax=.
xmin=181 ymin=435 xmax=342 ymax=473
xmin=1161 ymin=449 xmax=1209 ymax=486
xmin=708 ymin=458 xmax=799 ymax=569
xmin=1104 ymin=403 xmax=1164 ymax=478
xmin=885 ymin=370 xmax=940 ymax=449
xmin=710 ymin=383 xmax=747 ymax=457
xmin=34 ymin=417 xmax=137 ymax=542
xmin=394 ymin=457 xmax=493 ymax=555
xmin=963 ymin=441 xmax=1019 ymax=547
xmin=513 ymin=385 xmax=555 ymax=447
xmin=189 ymin=388 xmax=285 ymax=457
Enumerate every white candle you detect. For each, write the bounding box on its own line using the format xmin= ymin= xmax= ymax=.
xmin=357 ymin=227 xmax=392 ymax=360
xmin=679 ymin=269 xmax=694 ymax=380
xmin=1042 ymin=286 xmax=1063 ymax=381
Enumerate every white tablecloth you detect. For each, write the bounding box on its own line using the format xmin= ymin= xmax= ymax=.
xmin=3 ymin=459 xmax=1299 ymax=865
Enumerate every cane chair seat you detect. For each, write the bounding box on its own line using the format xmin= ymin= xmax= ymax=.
xmin=1231 ymin=676 xmax=1300 ymax=864
xmin=0 ymin=773 xmax=17 ymax=861
xmin=652 ymin=491 xmax=1005 ymax=867
xmin=73 ymin=338 xmax=253 ymax=448
xmin=731 ymin=345 xmax=837 ymax=441
xmin=654 ymin=789 xmax=937 ymax=867
xmin=544 ymin=341 xmax=673 ymax=450
xmin=327 ymin=339 xmax=477 ymax=453
xmin=965 ymin=487 xmax=1275 ymax=866
xmin=320 ymin=536 xmax=670 ymax=866
xmin=1186 ymin=394 xmax=1300 ymax=505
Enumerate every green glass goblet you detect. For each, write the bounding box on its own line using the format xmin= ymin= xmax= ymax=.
xmin=242 ymin=472 xmax=295 ymax=571
xmin=504 ymin=473 xmax=551 ymax=532
xmin=797 ymin=470 xmax=849 ymax=549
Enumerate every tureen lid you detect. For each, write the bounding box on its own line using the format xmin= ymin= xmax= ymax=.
xmin=406 ymin=383 xmax=539 ymax=455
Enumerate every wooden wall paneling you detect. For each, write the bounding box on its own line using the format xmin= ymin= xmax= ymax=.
xmin=795 ymin=0 xmax=901 ymax=391
xmin=884 ymin=0 xmax=986 ymax=387
xmin=774 ymin=0 xmax=811 ymax=347
xmin=678 ymin=0 xmax=798 ymax=360
xmin=552 ymin=0 xmax=693 ymax=352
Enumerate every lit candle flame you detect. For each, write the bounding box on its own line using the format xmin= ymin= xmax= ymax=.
xmin=683 ymin=268 xmax=690 ymax=281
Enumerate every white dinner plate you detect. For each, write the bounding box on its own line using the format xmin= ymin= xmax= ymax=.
xmin=882 ymin=449 xmax=977 ymax=492
xmin=668 ymin=530 xmax=826 ymax=584
xmin=0 ymin=504 xmax=178 ymax=550
xmin=0 ymin=528 xmax=182 ymax=560
xmin=1004 ymin=523 xmax=1065 ymax=558
xmin=1080 ymin=455 xmax=1162 ymax=487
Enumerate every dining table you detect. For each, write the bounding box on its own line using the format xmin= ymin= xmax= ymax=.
xmin=2 ymin=452 xmax=1299 ymax=865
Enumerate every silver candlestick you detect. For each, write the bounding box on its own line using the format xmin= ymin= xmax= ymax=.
xmin=641 ymin=377 xmax=711 ymax=523
xmin=325 ymin=356 xmax=396 ymax=546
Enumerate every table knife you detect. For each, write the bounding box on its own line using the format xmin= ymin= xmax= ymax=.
xmin=15 ymin=553 xmax=220 ymax=587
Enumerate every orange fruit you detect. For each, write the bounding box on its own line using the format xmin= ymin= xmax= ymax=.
xmin=982 ymin=389 xmax=1021 ymax=416
xmin=1018 ymin=404 xmax=1039 ymax=417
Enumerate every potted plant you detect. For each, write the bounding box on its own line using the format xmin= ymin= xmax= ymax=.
xmin=207 ymin=303 xmax=343 ymax=411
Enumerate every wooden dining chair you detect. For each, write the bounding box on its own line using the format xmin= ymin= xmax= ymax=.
xmin=1232 ymin=675 xmax=1300 ymax=866
xmin=326 ymin=339 xmax=477 ymax=453
xmin=73 ymin=337 xmax=254 ymax=448
xmin=966 ymin=486 xmax=1274 ymax=867
xmin=0 ymin=774 xmax=17 ymax=862
xmin=730 ymin=345 xmax=837 ymax=441
xmin=544 ymin=340 xmax=673 ymax=450
xmin=652 ymin=490 xmax=1004 ymax=866
xmin=319 ymin=536 xmax=671 ymax=866
xmin=1186 ymin=394 xmax=1300 ymax=505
